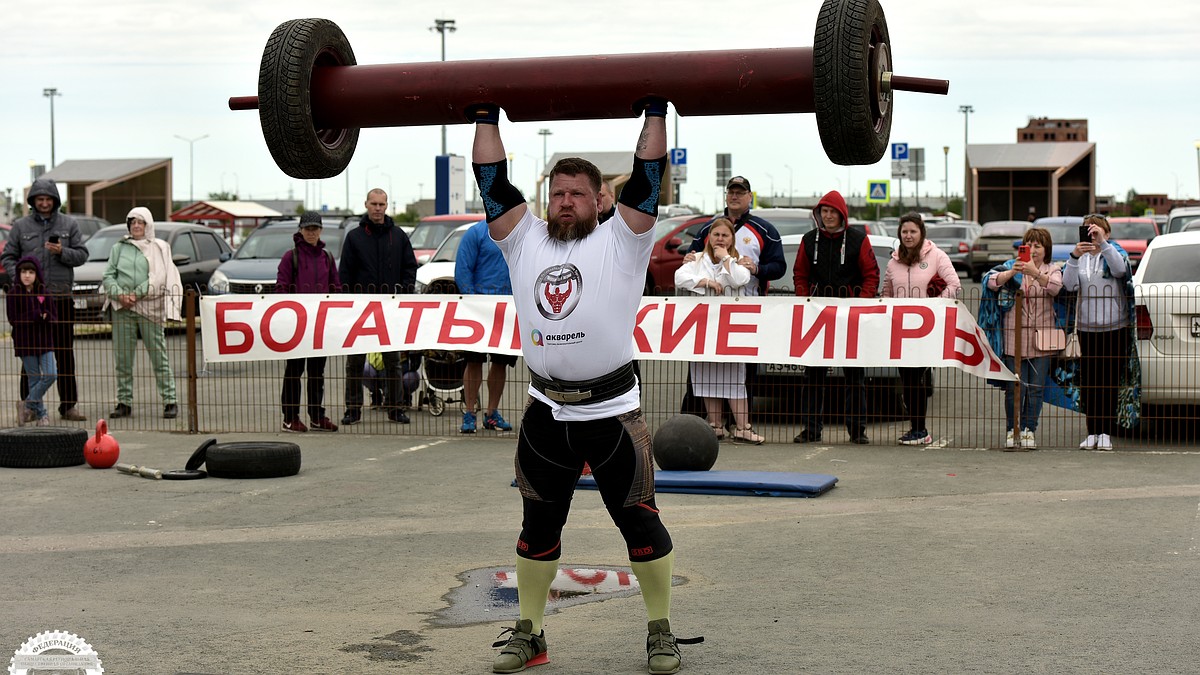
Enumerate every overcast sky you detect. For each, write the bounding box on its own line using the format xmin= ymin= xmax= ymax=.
xmin=2 ymin=0 xmax=1198 ymax=216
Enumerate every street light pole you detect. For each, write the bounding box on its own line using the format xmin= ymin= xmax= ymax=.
xmin=365 ymin=165 xmax=380 ymax=195
xmin=430 ymin=18 xmax=457 ymax=156
xmin=784 ymin=164 xmax=793 ymax=206
xmin=958 ymin=105 xmax=974 ymax=219
xmin=380 ymin=172 xmax=393 ymax=213
xmin=173 ymin=133 xmax=209 ymax=204
xmin=1194 ymin=140 xmax=1200 ymax=200
xmin=942 ymin=145 xmax=950 ymax=206
xmin=43 ymin=88 xmax=62 ymax=168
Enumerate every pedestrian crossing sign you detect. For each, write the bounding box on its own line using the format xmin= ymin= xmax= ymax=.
xmin=866 ymin=180 xmax=890 ymax=204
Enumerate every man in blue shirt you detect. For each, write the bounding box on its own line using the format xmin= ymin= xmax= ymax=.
xmin=454 ymin=219 xmax=516 ymax=433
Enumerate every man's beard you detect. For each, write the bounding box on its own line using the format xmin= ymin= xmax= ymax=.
xmin=546 ymin=213 xmax=598 ymax=242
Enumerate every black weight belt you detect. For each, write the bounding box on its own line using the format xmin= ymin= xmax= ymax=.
xmin=528 ymin=362 xmax=637 ymax=405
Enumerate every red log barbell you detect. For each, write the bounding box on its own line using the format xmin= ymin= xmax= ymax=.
xmin=232 ymin=0 xmax=947 ymax=180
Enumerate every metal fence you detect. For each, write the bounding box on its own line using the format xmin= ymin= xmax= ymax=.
xmin=3 ymin=290 xmax=1196 ymax=449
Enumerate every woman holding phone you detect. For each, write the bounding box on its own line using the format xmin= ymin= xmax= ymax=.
xmin=984 ymin=227 xmax=1062 ymax=449
xmin=1061 ymin=213 xmax=1140 ymax=450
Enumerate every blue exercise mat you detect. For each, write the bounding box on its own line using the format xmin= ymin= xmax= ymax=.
xmin=577 ymin=470 xmax=838 ymax=498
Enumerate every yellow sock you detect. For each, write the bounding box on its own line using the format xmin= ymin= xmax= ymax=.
xmin=516 ymin=557 xmax=558 ymax=634
xmin=631 ymin=551 xmax=674 ymax=622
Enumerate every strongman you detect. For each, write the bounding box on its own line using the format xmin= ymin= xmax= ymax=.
xmin=471 ymin=99 xmax=694 ymax=674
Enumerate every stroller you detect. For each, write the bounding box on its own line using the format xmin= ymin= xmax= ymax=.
xmin=418 ymin=350 xmax=468 ymax=416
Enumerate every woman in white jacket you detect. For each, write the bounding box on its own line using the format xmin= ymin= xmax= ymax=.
xmin=674 ymin=218 xmax=763 ymax=443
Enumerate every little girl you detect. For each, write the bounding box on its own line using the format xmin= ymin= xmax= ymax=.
xmin=7 ymin=257 xmax=58 ymax=426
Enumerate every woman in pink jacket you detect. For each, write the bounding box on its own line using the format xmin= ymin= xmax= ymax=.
xmin=882 ymin=212 xmax=961 ymax=445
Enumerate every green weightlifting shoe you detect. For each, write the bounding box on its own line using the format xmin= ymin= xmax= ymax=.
xmin=492 ymin=619 xmax=548 ymax=673
xmin=646 ymin=618 xmax=704 ymax=674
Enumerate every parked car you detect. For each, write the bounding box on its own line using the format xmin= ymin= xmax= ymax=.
xmin=1164 ymin=206 xmax=1200 ymax=235
xmin=414 ymin=223 xmax=474 ymax=294
xmin=643 ymin=208 xmax=816 ymax=295
xmin=65 ymin=214 xmax=112 ymax=242
xmin=645 ymin=214 xmax=710 ymax=294
xmin=848 ymin=219 xmax=889 ymax=236
xmin=754 ymin=233 xmax=921 ymax=416
xmin=1132 ymin=231 xmax=1200 ymax=414
xmin=968 ymin=220 xmax=1030 ymax=281
xmin=408 ymin=214 xmax=485 ymax=265
xmin=1106 ymin=217 xmax=1159 ymax=270
xmin=926 ymin=222 xmax=982 ymax=276
xmin=71 ymin=223 xmax=233 ymax=322
xmin=207 ymin=217 xmax=353 ymax=295
xmin=1031 ymin=216 xmax=1084 ymax=265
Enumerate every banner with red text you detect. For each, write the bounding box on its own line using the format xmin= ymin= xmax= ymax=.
xmin=200 ymin=294 xmax=1015 ymax=381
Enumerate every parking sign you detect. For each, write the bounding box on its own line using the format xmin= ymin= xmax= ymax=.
xmin=670 ymin=148 xmax=687 ymax=165
xmin=891 ymin=143 xmax=908 ymax=161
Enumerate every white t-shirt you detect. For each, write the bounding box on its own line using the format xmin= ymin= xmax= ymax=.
xmin=494 ymin=208 xmax=654 ymax=420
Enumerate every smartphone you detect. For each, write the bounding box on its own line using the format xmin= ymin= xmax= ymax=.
xmin=1018 ymin=245 xmax=1030 ymax=262
xmin=1078 ymin=225 xmax=1091 ymax=243
xmin=47 ymin=234 xmax=60 ymax=244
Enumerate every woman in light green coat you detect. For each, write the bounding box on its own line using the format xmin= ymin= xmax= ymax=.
xmin=102 ymin=206 xmax=183 ymax=419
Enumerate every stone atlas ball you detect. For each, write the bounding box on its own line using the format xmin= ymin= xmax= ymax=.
xmin=652 ymin=414 xmax=719 ymax=471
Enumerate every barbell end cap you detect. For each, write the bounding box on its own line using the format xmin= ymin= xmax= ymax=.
xmin=880 ymin=72 xmax=893 ymax=95
xmin=229 ymin=96 xmax=260 ymax=111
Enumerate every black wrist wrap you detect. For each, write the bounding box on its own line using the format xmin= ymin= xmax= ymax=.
xmin=617 ymin=154 xmax=667 ymax=217
xmin=473 ymin=160 xmax=525 ymax=222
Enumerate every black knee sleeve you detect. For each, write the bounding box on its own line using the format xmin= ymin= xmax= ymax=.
xmin=473 ymin=160 xmax=525 ymax=222
xmin=609 ymin=498 xmax=673 ymax=562
xmin=617 ymin=154 xmax=668 ymax=218
xmin=516 ymin=498 xmax=572 ymax=561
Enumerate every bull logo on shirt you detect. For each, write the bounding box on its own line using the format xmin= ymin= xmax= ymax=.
xmin=534 ymin=263 xmax=582 ymax=320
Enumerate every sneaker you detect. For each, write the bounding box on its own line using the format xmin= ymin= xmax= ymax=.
xmin=1006 ymin=430 xmax=1015 ymax=448
xmin=491 ymin=618 xmax=547 ymax=674
xmin=37 ymin=416 xmax=50 ymax=426
xmin=1020 ymin=429 xmax=1037 ymax=450
xmin=163 ymin=403 xmax=178 ymax=419
xmin=1096 ymin=433 xmax=1113 ymax=450
xmin=899 ymin=429 xmax=932 ymax=446
xmin=309 ymin=417 xmax=338 ymax=432
xmin=1079 ymin=434 xmax=1097 ymax=449
xmin=484 ymin=410 xmax=513 ymax=431
xmin=461 ymin=411 xmax=477 ymax=434
xmin=61 ymin=407 xmax=87 ymax=421
xmin=15 ymin=402 xmax=31 ymax=427
xmin=109 ymin=403 xmax=133 ymax=419
xmin=792 ymin=428 xmax=822 ymax=444
xmin=341 ymin=409 xmax=362 ymax=426
xmin=387 ymin=409 xmax=410 ymax=424
xmin=850 ymin=433 xmax=869 ymax=445
xmin=731 ymin=425 xmax=765 ymax=445
xmin=281 ymin=418 xmax=308 ymax=433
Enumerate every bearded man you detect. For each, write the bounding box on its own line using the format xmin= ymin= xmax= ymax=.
xmin=470 ymin=99 xmax=699 ymax=675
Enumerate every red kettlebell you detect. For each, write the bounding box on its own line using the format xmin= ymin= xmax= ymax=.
xmin=84 ymin=419 xmax=120 ymax=469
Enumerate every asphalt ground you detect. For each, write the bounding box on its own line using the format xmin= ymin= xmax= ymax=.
xmin=2 ymin=428 xmax=1200 ymax=674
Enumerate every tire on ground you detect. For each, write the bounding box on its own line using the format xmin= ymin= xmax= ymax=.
xmin=258 ymin=18 xmax=359 ymax=179
xmin=205 ymin=442 xmax=301 ymax=479
xmin=813 ymin=0 xmax=891 ymax=165
xmin=0 ymin=427 xmax=88 ymax=468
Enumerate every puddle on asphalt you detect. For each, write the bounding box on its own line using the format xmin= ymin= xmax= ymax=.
xmin=431 ymin=565 xmax=686 ymax=626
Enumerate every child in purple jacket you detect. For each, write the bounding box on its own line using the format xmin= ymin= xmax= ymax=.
xmin=7 ymin=257 xmax=58 ymax=425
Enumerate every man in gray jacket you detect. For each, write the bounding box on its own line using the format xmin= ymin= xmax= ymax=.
xmin=2 ymin=178 xmax=89 ymax=420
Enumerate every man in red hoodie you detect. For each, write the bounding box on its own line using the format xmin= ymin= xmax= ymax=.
xmin=790 ymin=190 xmax=879 ymax=444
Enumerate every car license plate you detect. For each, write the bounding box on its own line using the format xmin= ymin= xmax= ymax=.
xmin=1191 ymin=316 xmax=1200 ymax=337
xmin=762 ymin=363 xmax=806 ymax=375
xmin=73 ymin=298 xmax=88 ymax=310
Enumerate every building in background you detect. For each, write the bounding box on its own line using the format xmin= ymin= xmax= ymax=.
xmin=1018 ymin=117 xmax=1088 ymax=143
